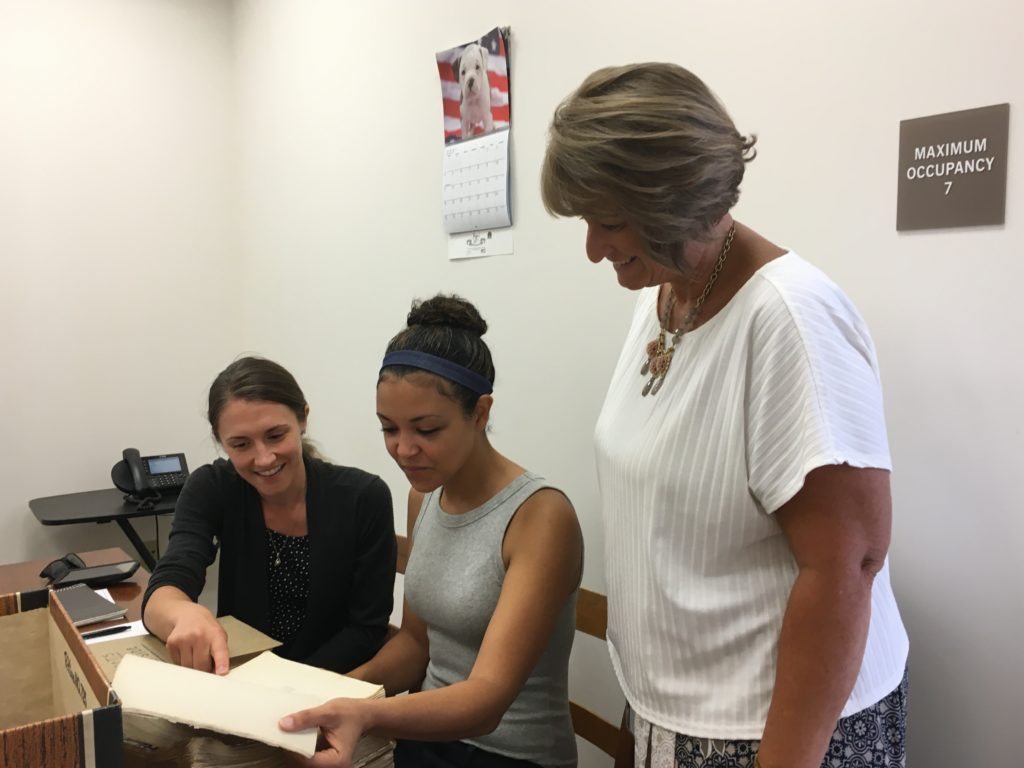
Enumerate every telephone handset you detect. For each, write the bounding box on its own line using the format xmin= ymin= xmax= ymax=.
xmin=112 ymin=447 xmax=189 ymax=501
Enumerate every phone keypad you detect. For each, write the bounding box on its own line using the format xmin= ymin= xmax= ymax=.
xmin=153 ymin=473 xmax=187 ymax=488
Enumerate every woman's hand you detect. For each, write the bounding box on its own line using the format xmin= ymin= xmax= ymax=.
xmin=164 ymin=601 xmax=230 ymax=674
xmin=279 ymin=698 xmax=369 ymax=768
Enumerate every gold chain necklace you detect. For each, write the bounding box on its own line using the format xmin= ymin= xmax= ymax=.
xmin=640 ymin=224 xmax=736 ymax=396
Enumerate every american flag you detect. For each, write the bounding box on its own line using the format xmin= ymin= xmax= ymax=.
xmin=436 ymin=27 xmax=510 ymax=144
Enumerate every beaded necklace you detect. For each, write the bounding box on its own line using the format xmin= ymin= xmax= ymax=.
xmin=640 ymin=224 xmax=736 ymax=396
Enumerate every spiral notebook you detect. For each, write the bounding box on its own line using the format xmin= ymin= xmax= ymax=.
xmin=53 ymin=583 xmax=128 ymax=627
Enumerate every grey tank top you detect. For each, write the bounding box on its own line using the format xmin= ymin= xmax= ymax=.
xmin=405 ymin=472 xmax=578 ymax=767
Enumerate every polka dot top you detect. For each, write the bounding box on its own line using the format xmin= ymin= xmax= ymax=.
xmin=266 ymin=528 xmax=311 ymax=646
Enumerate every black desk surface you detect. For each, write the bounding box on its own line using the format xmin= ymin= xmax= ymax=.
xmin=30 ymin=488 xmax=178 ymax=525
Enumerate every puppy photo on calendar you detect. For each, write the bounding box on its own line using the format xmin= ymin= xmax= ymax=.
xmin=435 ymin=28 xmax=509 ymax=144
xmin=456 ymin=42 xmax=494 ymax=138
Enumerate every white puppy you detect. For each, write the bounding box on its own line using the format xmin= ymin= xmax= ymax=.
xmin=456 ymin=43 xmax=494 ymax=138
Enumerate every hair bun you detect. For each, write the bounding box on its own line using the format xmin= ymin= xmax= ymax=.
xmin=407 ymin=294 xmax=487 ymax=337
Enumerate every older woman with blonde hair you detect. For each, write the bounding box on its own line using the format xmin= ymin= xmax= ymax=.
xmin=541 ymin=63 xmax=909 ymax=768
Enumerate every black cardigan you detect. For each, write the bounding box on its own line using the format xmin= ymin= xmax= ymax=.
xmin=142 ymin=457 xmax=396 ymax=674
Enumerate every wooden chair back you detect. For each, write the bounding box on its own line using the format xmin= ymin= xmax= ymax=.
xmin=393 ymin=535 xmax=630 ymax=765
xmin=572 ymin=587 xmax=632 ymax=764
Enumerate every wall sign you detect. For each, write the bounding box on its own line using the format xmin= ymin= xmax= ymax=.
xmin=896 ymin=103 xmax=1009 ymax=231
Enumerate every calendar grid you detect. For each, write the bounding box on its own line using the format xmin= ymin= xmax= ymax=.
xmin=441 ymin=129 xmax=512 ymax=234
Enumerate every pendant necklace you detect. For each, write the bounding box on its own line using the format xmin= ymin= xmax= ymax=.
xmin=268 ymin=531 xmax=282 ymax=567
xmin=640 ymin=224 xmax=736 ymax=396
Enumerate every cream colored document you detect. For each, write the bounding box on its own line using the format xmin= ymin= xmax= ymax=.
xmin=228 ymin=649 xmax=384 ymax=700
xmin=112 ymin=654 xmax=320 ymax=756
xmin=229 ymin=652 xmax=392 ymax=764
xmin=90 ymin=615 xmax=281 ymax=681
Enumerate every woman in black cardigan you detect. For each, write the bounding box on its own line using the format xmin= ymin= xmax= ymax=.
xmin=142 ymin=357 xmax=396 ymax=675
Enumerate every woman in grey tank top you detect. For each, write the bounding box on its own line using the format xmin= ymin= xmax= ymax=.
xmin=282 ymin=295 xmax=584 ymax=768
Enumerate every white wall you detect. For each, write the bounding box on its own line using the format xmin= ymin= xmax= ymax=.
xmin=0 ymin=0 xmax=238 ymax=561
xmin=2 ymin=0 xmax=1020 ymax=765
xmin=232 ymin=2 xmax=1022 ymax=765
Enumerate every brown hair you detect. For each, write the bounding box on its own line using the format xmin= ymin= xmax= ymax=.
xmin=208 ymin=356 xmax=319 ymax=459
xmin=541 ymin=62 xmax=756 ymax=271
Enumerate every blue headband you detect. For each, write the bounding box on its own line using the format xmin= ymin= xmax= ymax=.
xmin=380 ymin=350 xmax=493 ymax=395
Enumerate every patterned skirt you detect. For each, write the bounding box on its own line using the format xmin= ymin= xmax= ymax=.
xmin=631 ymin=668 xmax=908 ymax=768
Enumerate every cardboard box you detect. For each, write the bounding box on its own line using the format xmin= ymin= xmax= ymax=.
xmin=0 ymin=587 xmax=122 ymax=768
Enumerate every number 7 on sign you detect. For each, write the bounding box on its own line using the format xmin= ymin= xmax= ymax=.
xmin=944 ymin=181 xmax=953 ymax=195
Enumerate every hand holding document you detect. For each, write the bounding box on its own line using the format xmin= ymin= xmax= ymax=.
xmin=114 ymin=654 xmax=320 ymax=755
xmin=113 ymin=649 xmax=394 ymax=766
xmin=88 ymin=615 xmax=280 ymax=680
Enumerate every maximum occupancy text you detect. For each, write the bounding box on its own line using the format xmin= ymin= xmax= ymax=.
xmin=906 ymin=138 xmax=994 ymax=180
